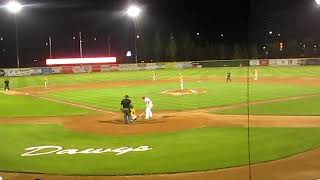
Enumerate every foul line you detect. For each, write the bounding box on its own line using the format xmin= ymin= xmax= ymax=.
xmin=203 ymin=93 xmax=320 ymax=113
xmin=28 ymin=94 xmax=115 ymax=114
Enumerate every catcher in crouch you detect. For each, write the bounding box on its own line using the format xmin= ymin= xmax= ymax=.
xmin=130 ymin=103 xmax=138 ymax=122
xmin=129 ymin=103 xmax=146 ymax=122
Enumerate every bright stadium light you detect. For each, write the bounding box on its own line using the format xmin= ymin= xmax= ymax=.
xmin=5 ymin=1 xmax=22 ymax=14
xmin=127 ymin=5 xmax=141 ymax=18
xmin=46 ymin=57 xmax=117 ymax=65
xmin=316 ymin=0 xmax=320 ymax=5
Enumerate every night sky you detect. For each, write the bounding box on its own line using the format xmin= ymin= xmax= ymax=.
xmin=0 ymin=0 xmax=319 ymax=67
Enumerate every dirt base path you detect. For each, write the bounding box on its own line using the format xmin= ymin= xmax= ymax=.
xmin=1 ymin=113 xmax=320 ymax=135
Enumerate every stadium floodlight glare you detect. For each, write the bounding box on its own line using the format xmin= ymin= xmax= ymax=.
xmin=316 ymin=0 xmax=320 ymax=5
xmin=46 ymin=57 xmax=117 ymax=65
xmin=5 ymin=1 xmax=22 ymax=14
xmin=127 ymin=5 xmax=141 ymax=18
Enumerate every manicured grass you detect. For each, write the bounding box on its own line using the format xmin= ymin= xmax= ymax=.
xmin=48 ymin=81 xmax=320 ymax=111
xmin=1 ymin=66 xmax=319 ymax=89
xmin=0 ymin=93 xmax=93 ymax=117
xmin=251 ymin=66 xmax=320 ymax=78
xmin=0 ymin=125 xmax=320 ymax=175
xmin=215 ymin=95 xmax=320 ymax=116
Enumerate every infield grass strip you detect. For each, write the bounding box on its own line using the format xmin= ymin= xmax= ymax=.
xmin=215 ymin=95 xmax=320 ymax=116
xmin=0 ymin=94 xmax=94 ymax=117
xmin=1 ymin=66 xmax=319 ymax=89
xmin=0 ymin=125 xmax=320 ymax=175
xmin=48 ymin=82 xmax=320 ymax=111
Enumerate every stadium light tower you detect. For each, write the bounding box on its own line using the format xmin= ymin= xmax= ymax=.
xmin=127 ymin=5 xmax=141 ymax=63
xmin=5 ymin=1 xmax=23 ymax=68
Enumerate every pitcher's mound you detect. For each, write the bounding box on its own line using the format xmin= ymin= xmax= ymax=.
xmin=161 ymin=89 xmax=207 ymax=96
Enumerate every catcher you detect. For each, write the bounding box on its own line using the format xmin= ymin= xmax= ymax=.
xmin=130 ymin=103 xmax=138 ymax=122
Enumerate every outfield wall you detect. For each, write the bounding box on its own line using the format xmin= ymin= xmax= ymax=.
xmin=249 ymin=58 xmax=320 ymax=67
xmin=0 ymin=58 xmax=319 ymax=77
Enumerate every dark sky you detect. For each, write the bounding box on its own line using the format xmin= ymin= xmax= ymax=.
xmin=0 ymin=0 xmax=319 ymax=67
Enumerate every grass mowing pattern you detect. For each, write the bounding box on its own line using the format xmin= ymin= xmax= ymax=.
xmin=215 ymin=95 xmax=320 ymax=116
xmin=48 ymin=82 xmax=320 ymax=111
xmin=0 ymin=66 xmax=319 ymax=89
xmin=0 ymin=125 xmax=320 ymax=175
xmin=0 ymin=94 xmax=93 ymax=117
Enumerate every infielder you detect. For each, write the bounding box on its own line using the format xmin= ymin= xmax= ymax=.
xmin=44 ymin=76 xmax=48 ymax=89
xmin=142 ymin=96 xmax=153 ymax=120
xmin=254 ymin=68 xmax=259 ymax=81
xmin=179 ymin=73 xmax=184 ymax=91
xmin=152 ymin=71 xmax=156 ymax=81
xmin=4 ymin=78 xmax=10 ymax=91
xmin=226 ymin=72 xmax=231 ymax=83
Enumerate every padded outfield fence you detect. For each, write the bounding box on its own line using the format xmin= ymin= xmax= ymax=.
xmin=0 ymin=58 xmax=319 ymax=77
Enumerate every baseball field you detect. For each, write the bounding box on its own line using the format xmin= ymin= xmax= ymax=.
xmin=0 ymin=65 xmax=320 ymax=179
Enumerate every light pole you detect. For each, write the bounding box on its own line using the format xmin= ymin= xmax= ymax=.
xmin=127 ymin=5 xmax=141 ymax=64
xmin=5 ymin=1 xmax=22 ymax=68
xmin=79 ymin=32 xmax=83 ymax=58
xmin=48 ymin=36 xmax=52 ymax=59
xmin=316 ymin=0 xmax=320 ymax=5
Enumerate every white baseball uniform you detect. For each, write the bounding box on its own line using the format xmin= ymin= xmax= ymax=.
xmin=254 ymin=69 xmax=258 ymax=80
xmin=152 ymin=71 xmax=156 ymax=81
xmin=179 ymin=74 xmax=184 ymax=91
xmin=144 ymin=97 xmax=153 ymax=119
xmin=44 ymin=77 xmax=48 ymax=89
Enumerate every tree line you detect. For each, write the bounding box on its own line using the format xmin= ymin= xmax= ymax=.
xmin=136 ymin=32 xmax=320 ymax=62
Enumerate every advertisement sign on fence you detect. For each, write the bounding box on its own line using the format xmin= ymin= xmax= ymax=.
xmin=62 ymin=67 xmax=73 ymax=74
xmin=176 ymin=62 xmax=193 ymax=69
xmin=72 ymin=66 xmax=92 ymax=73
xmin=100 ymin=65 xmax=111 ymax=72
xmin=0 ymin=70 xmax=5 ymax=76
xmin=31 ymin=68 xmax=42 ymax=75
xmin=120 ymin=64 xmax=138 ymax=71
xmin=91 ymin=65 xmax=101 ymax=72
xmin=51 ymin=67 xmax=62 ymax=74
xmin=268 ymin=59 xmax=298 ymax=66
xmin=5 ymin=68 xmax=32 ymax=77
xmin=259 ymin=60 xmax=269 ymax=66
xmin=250 ymin=60 xmax=260 ymax=66
xmin=110 ymin=64 xmax=120 ymax=71
xmin=41 ymin=68 xmax=53 ymax=75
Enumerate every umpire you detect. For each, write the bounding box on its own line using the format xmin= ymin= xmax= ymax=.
xmin=120 ymin=95 xmax=132 ymax=124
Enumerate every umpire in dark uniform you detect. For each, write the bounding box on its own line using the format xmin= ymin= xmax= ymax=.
xmin=120 ymin=95 xmax=132 ymax=124
xmin=4 ymin=78 xmax=10 ymax=91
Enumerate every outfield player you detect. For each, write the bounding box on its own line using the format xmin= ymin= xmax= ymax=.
xmin=226 ymin=72 xmax=231 ymax=83
xmin=44 ymin=76 xmax=48 ymax=89
xmin=120 ymin=95 xmax=132 ymax=124
xmin=179 ymin=73 xmax=184 ymax=91
xmin=254 ymin=68 xmax=259 ymax=81
xmin=4 ymin=78 xmax=10 ymax=91
xmin=142 ymin=96 xmax=153 ymax=120
xmin=152 ymin=71 xmax=156 ymax=81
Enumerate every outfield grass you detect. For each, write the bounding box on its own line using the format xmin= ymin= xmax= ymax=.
xmin=0 ymin=93 xmax=93 ymax=117
xmin=1 ymin=66 xmax=319 ymax=89
xmin=215 ymin=95 xmax=320 ymax=116
xmin=0 ymin=125 xmax=320 ymax=175
xmin=48 ymin=81 xmax=320 ymax=111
